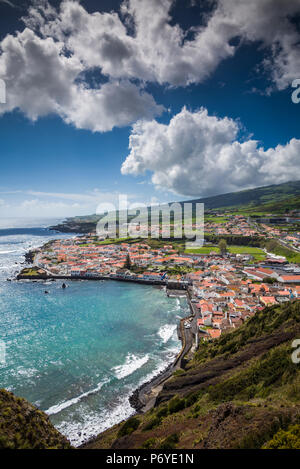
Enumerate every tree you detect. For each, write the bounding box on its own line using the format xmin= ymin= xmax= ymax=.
xmin=124 ymin=253 xmax=131 ymax=270
xmin=218 ymin=239 xmax=228 ymax=255
xmin=262 ymin=277 xmax=276 ymax=284
xmin=266 ymin=239 xmax=278 ymax=252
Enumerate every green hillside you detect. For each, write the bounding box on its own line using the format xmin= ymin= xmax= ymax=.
xmin=50 ymin=181 xmax=300 ymax=233
xmin=84 ymin=301 xmax=300 ymax=450
xmin=0 ymin=389 xmax=72 ymax=449
xmin=2 ymin=301 xmax=300 ymax=450
xmin=188 ymin=180 xmax=300 ymax=211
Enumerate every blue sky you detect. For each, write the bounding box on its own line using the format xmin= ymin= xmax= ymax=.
xmin=0 ymin=0 xmax=300 ymax=218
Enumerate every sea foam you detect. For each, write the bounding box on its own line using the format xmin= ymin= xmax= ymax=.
xmin=112 ymin=353 xmax=149 ymax=380
xmin=46 ymin=379 xmax=109 ymax=416
xmin=157 ymin=324 xmax=177 ymax=343
xmin=56 ymin=393 xmax=135 ymax=447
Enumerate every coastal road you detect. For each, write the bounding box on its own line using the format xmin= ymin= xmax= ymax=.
xmin=278 ymin=238 xmax=300 ymax=253
xmin=136 ymin=314 xmax=196 ymax=413
xmin=249 ymin=218 xmax=300 ymax=255
xmin=173 ymin=316 xmax=195 ymax=369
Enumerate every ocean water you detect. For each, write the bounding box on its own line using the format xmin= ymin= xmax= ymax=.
xmin=0 ymin=219 xmax=189 ymax=446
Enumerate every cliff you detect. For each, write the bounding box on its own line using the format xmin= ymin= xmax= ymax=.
xmin=0 ymin=389 xmax=72 ymax=449
xmin=83 ymin=301 xmax=300 ymax=450
xmin=3 ymin=302 xmax=300 ymax=450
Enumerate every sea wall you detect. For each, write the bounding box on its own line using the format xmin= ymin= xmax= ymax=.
xmin=16 ymin=272 xmax=188 ymax=289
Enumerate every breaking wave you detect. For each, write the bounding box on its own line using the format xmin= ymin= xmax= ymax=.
xmin=46 ymin=379 xmax=109 ymax=416
xmin=112 ymin=353 xmax=149 ymax=380
xmin=157 ymin=324 xmax=177 ymax=344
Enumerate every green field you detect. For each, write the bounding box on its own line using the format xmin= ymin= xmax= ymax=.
xmin=205 ymin=216 xmax=229 ymax=223
xmin=185 ymin=246 xmax=219 ymax=254
xmin=185 ymin=245 xmax=266 ymax=261
xmin=18 ymin=267 xmax=46 ymax=278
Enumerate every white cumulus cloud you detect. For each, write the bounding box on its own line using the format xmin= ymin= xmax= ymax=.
xmin=0 ymin=0 xmax=299 ymax=130
xmin=121 ymin=107 xmax=300 ymax=197
xmin=0 ymin=9 xmax=163 ymax=131
xmin=26 ymin=0 xmax=300 ymax=89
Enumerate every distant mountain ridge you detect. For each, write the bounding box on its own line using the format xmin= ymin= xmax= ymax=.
xmin=50 ymin=180 xmax=300 ymax=233
xmin=186 ymin=180 xmax=300 ymax=210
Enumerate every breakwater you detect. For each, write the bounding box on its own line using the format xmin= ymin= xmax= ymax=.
xmin=16 ymin=272 xmax=188 ymax=290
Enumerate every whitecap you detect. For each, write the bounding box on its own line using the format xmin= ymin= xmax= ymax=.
xmin=16 ymin=367 xmax=38 ymax=378
xmin=46 ymin=379 xmax=109 ymax=416
xmin=0 ymin=250 xmax=19 ymax=255
xmin=157 ymin=324 xmax=177 ymax=344
xmin=55 ymin=394 xmax=135 ymax=447
xmin=112 ymin=353 xmax=149 ymax=380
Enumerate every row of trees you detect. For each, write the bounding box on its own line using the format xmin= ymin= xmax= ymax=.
xmin=205 ymin=234 xmax=261 ymax=247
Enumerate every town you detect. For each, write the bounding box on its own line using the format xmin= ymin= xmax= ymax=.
xmin=18 ymin=213 xmax=300 ymax=349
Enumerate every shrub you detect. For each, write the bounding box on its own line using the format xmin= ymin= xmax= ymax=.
xmin=262 ymin=277 xmax=276 ymax=284
xmin=156 ymin=406 xmax=168 ymax=418
xmin=262 ymin=424 xmax=300 ymax=449
xmin=185 ymin=391 xmax=201 ymax=408
xmin=117 ymin=417 xmax=140 ymax=438
xmin=141 ymin=437 xmax=158 ymax=449
xmin=142 ymin=416 xmax=161 ymax=431
xmin=168 ymin=396 xmax=186 ymax=414
xmin=160 ymin=433 xmax=179 ymax=450
xmin=237 ymin=414 xmax=292 ymax=449
xmin=208 ymin=344 xmax=296 ymax=403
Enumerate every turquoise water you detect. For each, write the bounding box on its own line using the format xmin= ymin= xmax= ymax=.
xmin=0 ymin=223 xmax=188 ymax=446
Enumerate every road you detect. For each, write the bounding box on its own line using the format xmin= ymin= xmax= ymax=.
xmin=248 ymin=217 xmax=300 ymax=255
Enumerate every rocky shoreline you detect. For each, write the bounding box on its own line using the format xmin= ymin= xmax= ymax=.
xmin=49 ymin=220 xmax=97 ymax=234
xmin=24 ymin=250 xmax=36 ymax=264
xmin=129 ymin=362 xmax=175 ymax=412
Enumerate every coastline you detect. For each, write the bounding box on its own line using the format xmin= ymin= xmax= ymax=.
xmin=79 ymin=304 xmax=194 ymax=448
xmin=129 ymin=299 xmax=194 ymax=413
xmin=17 ymin=242 xmax=195 ymax=446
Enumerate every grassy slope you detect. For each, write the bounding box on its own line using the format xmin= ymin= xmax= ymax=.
xmin=84 ymin=301 xmax=300 ymax=450
xmin=189 ymin=180 xmax=300 ymax=211
xmin=265 ymin=240 xmax=300 ymax=263
xmin=0 ymin=389 xmax=72 ymax=449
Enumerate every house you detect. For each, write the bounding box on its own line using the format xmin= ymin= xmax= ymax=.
xmin=71 ymin=267 xmax=84 ymax=277
xmin=260 ymin=296 xmax=278 ymax=306
xmin=207 ymin=328 xmax=221 ymax=339
xmin=142 ymin=272 xmax=163 ymax=281
xmin=277 ymin=275 xmax=300 ymax=284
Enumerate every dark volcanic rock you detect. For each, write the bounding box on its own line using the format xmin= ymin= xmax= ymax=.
xmin=50 ymin=222 xmax=97 ymax=234
xmin=25 ymin=250 xmax=36 ymax=264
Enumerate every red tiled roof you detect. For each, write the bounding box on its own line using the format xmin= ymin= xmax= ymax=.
xmin=207 ymin=329 xmax=221 ymax=339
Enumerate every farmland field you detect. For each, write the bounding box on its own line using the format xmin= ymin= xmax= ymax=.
xmin=186 ymin=245 xmax=266 ymax=261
